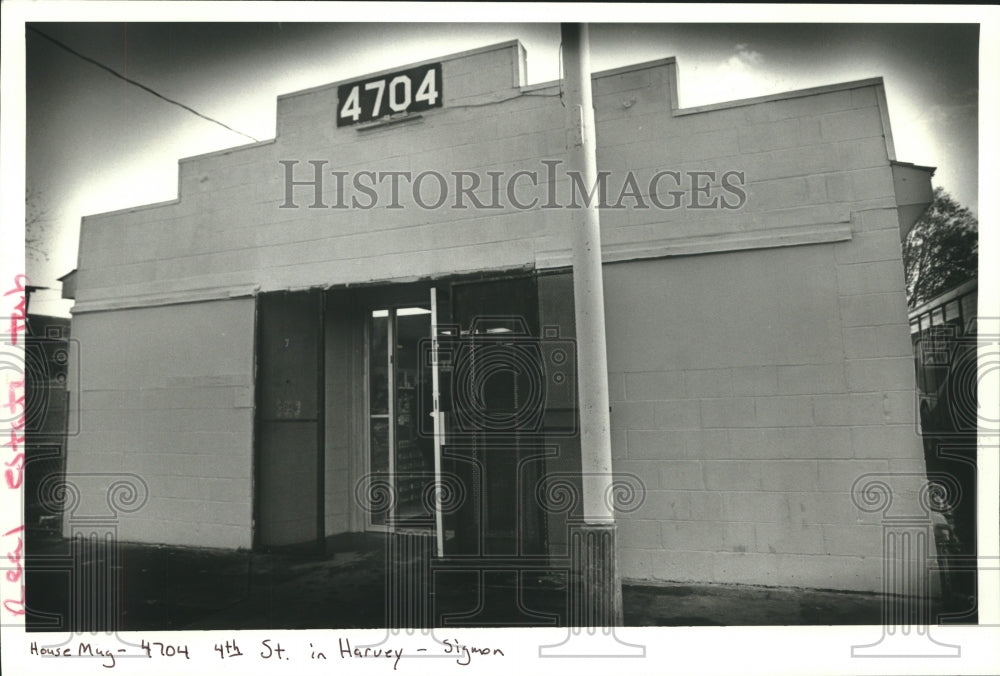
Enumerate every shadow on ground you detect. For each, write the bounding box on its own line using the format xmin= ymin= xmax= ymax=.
xmin=24 ymin=532 xmax=973 ymax=631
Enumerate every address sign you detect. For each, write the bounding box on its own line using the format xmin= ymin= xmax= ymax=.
xmin=337 ymin=62 xmax=443 ymax=127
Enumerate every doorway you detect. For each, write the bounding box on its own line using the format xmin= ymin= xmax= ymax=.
xmin=367 ymin=303 xmax=438 ymax=532
xmin=360 ymin=275 xmax=550 ymax=557
xmin=252 ymin=273 xmax=555 ymax=556
xmin=443 ymin=275 xmax=548 ymax=557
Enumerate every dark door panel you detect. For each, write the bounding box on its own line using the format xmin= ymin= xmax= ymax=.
xmin=256 ymin=422 xmax=320 ymax=545
xmin=443 ymin=275 xmax=547 ymax=556
xmin=255 ymin=290 xmax=323 ymax=549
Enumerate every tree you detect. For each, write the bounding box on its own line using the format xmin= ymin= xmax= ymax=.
xmin=902 ymin=187 xmax=978 ymax=309
xmin=26 ymin=186 xmax=50 ymax=264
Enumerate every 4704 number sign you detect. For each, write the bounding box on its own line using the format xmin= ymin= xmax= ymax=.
xmin=337 ymin=63 xmax=442 ymax=127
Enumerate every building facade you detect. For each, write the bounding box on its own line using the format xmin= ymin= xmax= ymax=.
xmin=65 ymin=41 xmax=934 ymax=594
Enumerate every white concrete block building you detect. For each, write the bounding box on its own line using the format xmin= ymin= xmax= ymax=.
xmin=64 ymin=40 xmax=934 ymax=595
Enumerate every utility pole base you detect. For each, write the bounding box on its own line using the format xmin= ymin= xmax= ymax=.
xmin=568 ymin=522 xmax=623 ymax=627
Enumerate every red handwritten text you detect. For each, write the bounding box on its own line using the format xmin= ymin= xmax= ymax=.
xmin=3 ymin=275 xmax=28 ymax=346
xmin=3 ymin=276 xmax=28 ymax=617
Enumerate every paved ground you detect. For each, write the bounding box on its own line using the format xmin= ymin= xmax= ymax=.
xmin=23 ymin=532 xmax=974 ymax=632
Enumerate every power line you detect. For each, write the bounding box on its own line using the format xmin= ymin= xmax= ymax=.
xmin=29 ymin=26 xmax=261 ymax=144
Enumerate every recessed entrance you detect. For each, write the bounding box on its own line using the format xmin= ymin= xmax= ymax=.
xmin=253 ymin=272 xmax=562 ymax=558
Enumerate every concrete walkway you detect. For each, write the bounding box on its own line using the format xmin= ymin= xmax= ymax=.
xmin=24 ymin=532 xmax=970 ymax=632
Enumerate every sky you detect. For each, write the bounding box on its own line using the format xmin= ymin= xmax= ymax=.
xmin=6 ymin=7 xmax=990 ymax=316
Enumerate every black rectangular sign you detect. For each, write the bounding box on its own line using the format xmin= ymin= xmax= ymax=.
xmin=337 ymin=62 xmax=443 ymax=127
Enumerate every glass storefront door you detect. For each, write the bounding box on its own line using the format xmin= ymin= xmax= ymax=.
xmin=367 ymin=299 xmax=439 ymax=533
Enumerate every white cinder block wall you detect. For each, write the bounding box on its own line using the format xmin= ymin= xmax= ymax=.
xmin=605 ymin=237 xmax=921 ymax=591
xmin=64 ymin=299 xmax=256 ymax=548
xmin=595 ymin=63 xmax=924 ymax=591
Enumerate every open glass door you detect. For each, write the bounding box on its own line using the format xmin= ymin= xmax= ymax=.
xmin=429 ymin=286 xmax=446 ymax=556
xmin=367 ymin=296 xmax=442 ymax=539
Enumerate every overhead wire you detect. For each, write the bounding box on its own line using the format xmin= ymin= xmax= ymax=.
xmin=28 ymin=26 xmax=261 ymax=144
